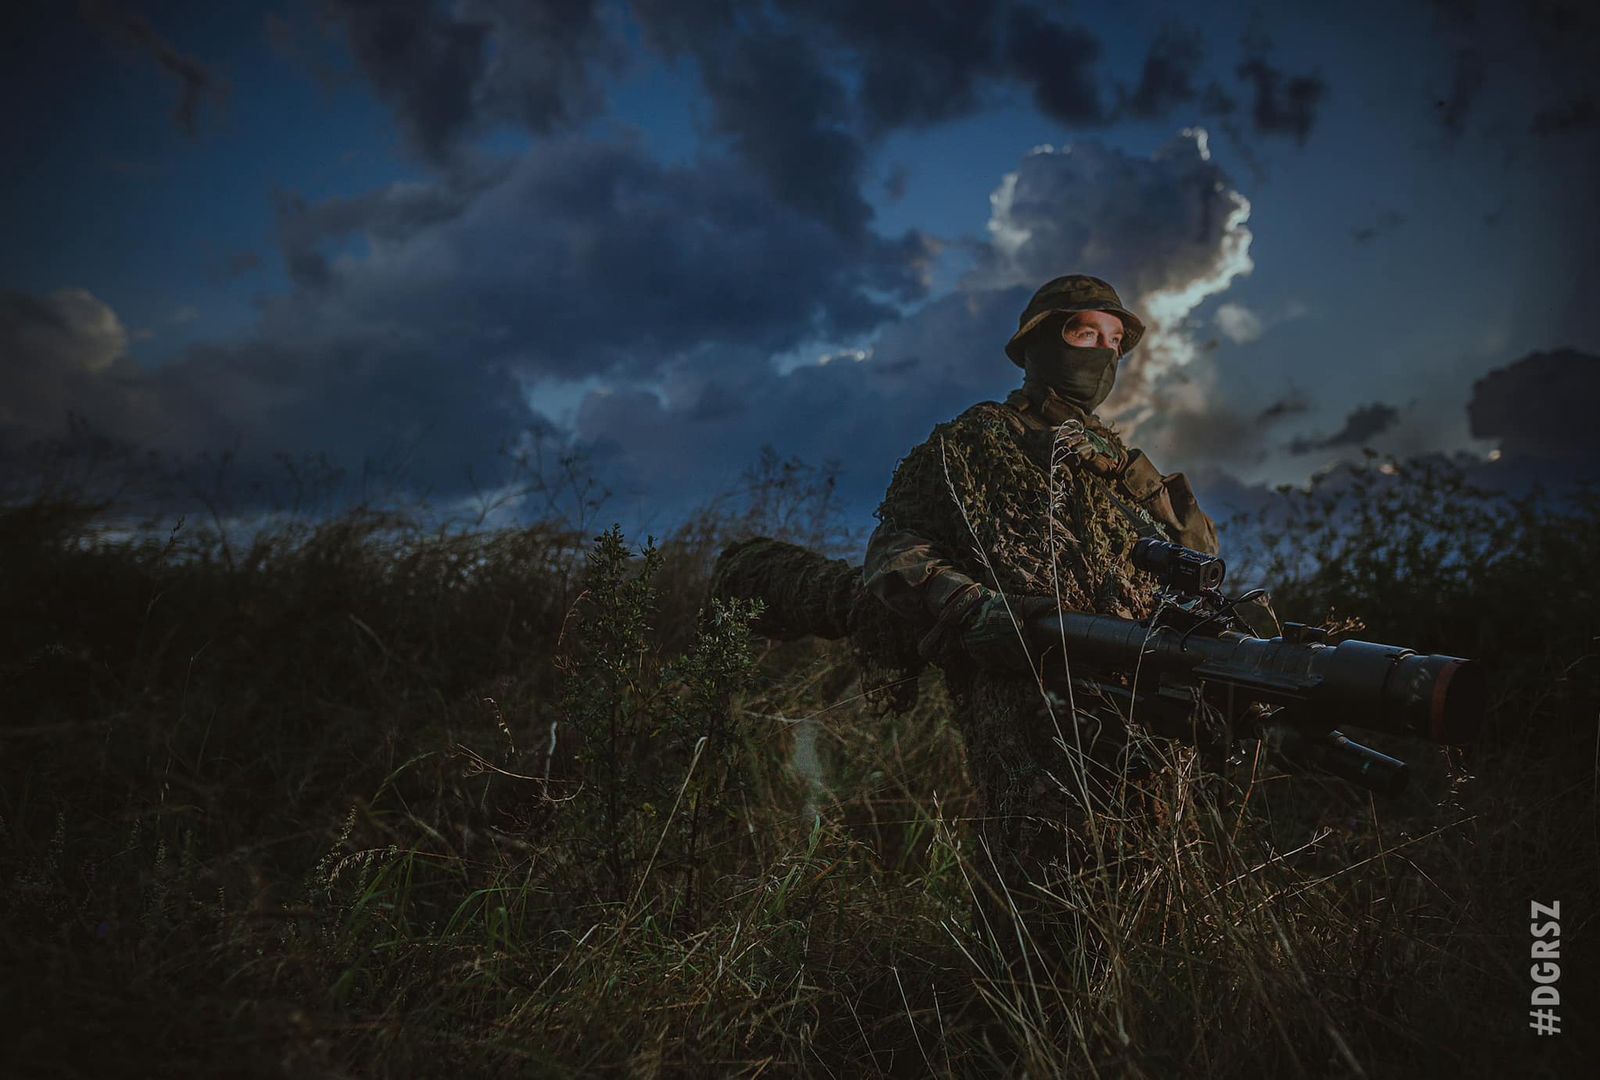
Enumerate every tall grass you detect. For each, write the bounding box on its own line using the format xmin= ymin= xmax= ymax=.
xmin=0 ymin=453 xmax=1594 ymax=1077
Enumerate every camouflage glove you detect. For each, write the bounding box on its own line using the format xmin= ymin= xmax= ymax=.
xmin=928 ymin=587 xmax=1062 ymax=674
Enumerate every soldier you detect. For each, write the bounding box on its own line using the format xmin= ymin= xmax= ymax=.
xmin=860 ymin=274 xmax=1222 ymax=959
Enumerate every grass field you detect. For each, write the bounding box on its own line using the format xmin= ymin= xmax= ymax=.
xmin=2 ymin=457 xmax=1595 ymax=1077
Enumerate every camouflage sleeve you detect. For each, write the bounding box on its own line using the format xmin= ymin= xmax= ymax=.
xmin=861 ymin=523 xmax=985 ymax=626
xmin=861 ymin=403 xmax=1021 ymax=628
xmin=1119 ymin=447 xmax=1220 ymax=556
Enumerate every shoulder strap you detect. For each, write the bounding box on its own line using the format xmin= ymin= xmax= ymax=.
xmin=1002 ymin=388 xmax=1052 ymax=433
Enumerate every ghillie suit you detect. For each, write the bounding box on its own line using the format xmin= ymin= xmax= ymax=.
xmin=710 ymin=383 xmax=1220 ymax=924
xmin=712 ymin=275 xmax=1222 ymax=959
xmin=862 ymin=383 xmax=1218 ymax=935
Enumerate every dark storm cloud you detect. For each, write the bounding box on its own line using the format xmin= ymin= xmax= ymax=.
xmin=0 ymin=284 xmax=527 ymax=501
xmin=628 ymin=2 xmax=875 ymax=237
xmin=326 ymin=0 xmax=611 ymax=165
xmin=471 ymin=0 xmax=616 ymax=132
xmin=629 ymin=1 xmax=1117 ymax=235
xmin=693 ymin=29 xmax=872 ymax=237
xmin=1419 ymin=0 xmax=1599 ymax=137
xmin=772 ymin=0 xmax=1003 ymax=133
xmin=1004 ymin=5 xmax=1107 ymax=126
xmin=278 ymin=176 xmax=494 ymax=243
xmin=77 ymin=0 xmax=229 ymax=136
xmin=146 ymin=336 xmax=527 ymax=494
xmin=324 ymin=0 xmax=1297 ymax=250
xmin=1235 ymin=56 xmax=1326 ymax=143
xmin=1287 ymin=403 xmax=1401 ymax=454
xmin=1120 ymin=29 xmax=1203 ymax=120
xmin=273 ymin=162 xmax=510 ymax=288
xmin=625 ymin=0 xmax=734 ymax=54
xmin=637 ymin=0 xmax=1238 ymax=147
xmin=696 ymin=1 xmax=1121 ymax=136
xmin=1468 ymin=349 xmax=1600 ymax=461
xmin=328 ymin=0 xmax=488 ymax=163
xmin=1 ymin=124 xmax=940 ymax=510
xmin=263 ymin=138 xmax=935 ymax=381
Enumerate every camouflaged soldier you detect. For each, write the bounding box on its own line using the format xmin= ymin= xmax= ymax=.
xmin=862 ymin=274 xmax=1220 ymax=941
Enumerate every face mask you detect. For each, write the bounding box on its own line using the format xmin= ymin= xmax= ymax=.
xmin=1023 ymin=340 xmax=1119 ymax=413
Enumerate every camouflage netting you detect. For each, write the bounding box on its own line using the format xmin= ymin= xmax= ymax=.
xmin=879 ymin=402 xmax=1160 ymax=623
xmin=708 ymin=537 xmax=927 ymax=714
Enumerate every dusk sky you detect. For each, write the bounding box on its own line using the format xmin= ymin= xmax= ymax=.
xmin=4 ymin=0 xmax=1597 ymax=540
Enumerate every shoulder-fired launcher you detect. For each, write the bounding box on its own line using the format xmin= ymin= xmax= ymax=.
xmin=1029 ymin=538 xmax=1482 ymax=795
xmin=707 ymin=535 xmax=1483 ymax=796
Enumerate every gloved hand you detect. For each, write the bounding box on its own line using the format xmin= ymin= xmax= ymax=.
xmin=918 ymin=586 xmax=1062 ymax=674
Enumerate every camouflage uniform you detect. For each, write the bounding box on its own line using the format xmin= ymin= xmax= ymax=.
xmin=861 ymin=378 xmax=1219 ymax=924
